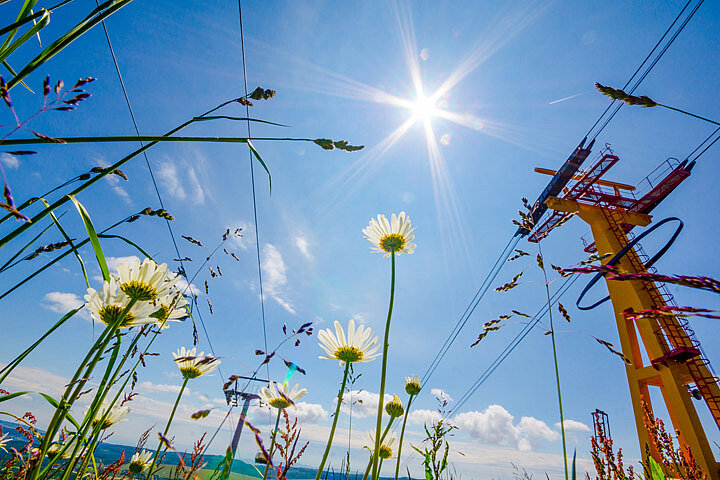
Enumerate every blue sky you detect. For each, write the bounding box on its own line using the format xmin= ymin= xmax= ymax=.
xmin=2 ymin=0 xmax=720 ymax=478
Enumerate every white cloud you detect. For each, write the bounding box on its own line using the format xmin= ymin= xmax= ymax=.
xmin=261 ymin=243 xmax=295 ymax=314
xmin=105 ymin=255 xmax=140 ymax=272
xmin=1 ymin=152 xmax=19 ymax=169
xmin=42 ymin=292 xmax=87 ymax=319
xmin=249 ymin=402 xmax=328 ymax=424
xmin=138 ymin=381 xmax=186 ymax=394
xmin=186 ymin=167 xmax=205 ymax=204
xmin=340 ymin=390 xmax=393 ymax=418
xmin=556 ymin=419 xmax=591 ymax=432
xmin=453 ymin=404 xmax=559 ymax=451
xmin=295 ymin=236 xmax=312 ymax=260
xmin=408 ymin=408 xmax=442 ymax=426
xmin=157 ymin=160 xmax=186 ymax=200
xmin=431 ymin=388 xmax=453 ymax=403
xmin=94 ymin=157 xmax=131 ymax=204
xmin=176 ymin=277 xmax=201 ymax=296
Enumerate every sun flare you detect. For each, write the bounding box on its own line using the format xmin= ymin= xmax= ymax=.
xmin=410 ymin=94 xmax=438 ymax=122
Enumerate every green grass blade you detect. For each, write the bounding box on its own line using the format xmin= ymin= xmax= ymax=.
xmin=0 ymin=307 xmax=79 ymax=384
xmin=0 ymin=1 xmax=73 ymax=37
xmin=1 ymin=59 xmax=33 ymax=92
xmin=571 ymin=449 xmax=576 ymax=480
xmin=97 ymin=234 xmax=155 ymax=261
xmin=7 ymin=0 xmax=133 ymax=90
xmin=42 ymin=198 xmax=89 ymax=287
xmin=69 ymin=195 xmax=109 ymax=281
xmin=0 ymin=0 xmax=39 ymax=51
xmin=246 ymin=139 xmax=272 ymax=193
xmin=0 ymin=217 xmax=56 ymax=272
xmin=0 ymin=9 xmax=49 ymax=63
xmin=192 ymin=115 xmax=289 ymax=127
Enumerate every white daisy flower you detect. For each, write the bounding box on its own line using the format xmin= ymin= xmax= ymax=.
xmin=258 ymin=381 xmax=307 ymax=410
xmin=90 ymin=399 xmax=129 ymax=430
xmin=364 ymin=430 xmax=397 ymax=459
xmin=318 ymin=320 xmax=380 ymax=365
xmin=0 ymin=432 xmax=9 ymax=453
xmin=84 ymin=278 xmax=157 ymax=328
xmin=47 ymin=433 xmax=81 ymax=459
xmin=172 ymin=347 xmax=221 ymax=379
xmin=363 ymin=212 xmax=416 ymax=257
xmin=149 ymin=291 xmax=189 ymax=327
xmin=404 ymin=375 xmax=422 ymax=396
xmin=116 ymin=257 xmax=180 ymax=301
xmin=127 ymin=450 xmax=153 ymax=473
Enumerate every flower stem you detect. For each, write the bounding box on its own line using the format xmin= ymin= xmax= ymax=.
xmin=372 ymin=251 xmax=396 ymax=480
xmin=145 ymin=376 xmax=189 ymax=480
xmin=540 ymin=246 xmax=568 ymax=480
xmin=314 ymin=361 xmax=351 ymax=480
xmin=262 ymin=409 xmax=283 ymax=480
xmin=394 ymin=394 xmax=415 ymax=480
xmin=362 ymin=418 xmax=394 ymax=480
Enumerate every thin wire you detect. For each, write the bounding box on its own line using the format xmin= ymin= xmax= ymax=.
xmin=237 ymin=0 xmax=271 ymax=381
xmin=687 ymin=126 xmax=720 ymax=161
xmin=421 ymin=234 xmax=520 ymax=384
xmin=95 ymin=5 xmax=223 ymax=378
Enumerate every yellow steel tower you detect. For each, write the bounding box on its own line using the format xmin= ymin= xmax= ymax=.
xmin=530 ymin=148 xmax=720 ymax=479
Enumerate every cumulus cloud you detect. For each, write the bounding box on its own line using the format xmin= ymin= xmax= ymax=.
xmin=453 ymin=404 xmax=559 ymax=451
xmin=340 ymin=390 xmax=393 ymax=418
xmin=139 ymin=382 xmax=186 ymax=394
xmin=176 ymin=277 xmax=201 ymax=296
xmin=249 ymin=402 xmax=328 ymax=424
xmin=295 ymin=236 xmax=312 ymax=260
xmin=1 ymin=153 xmax=19 ymax=169
xmin=431 ymin=388 xmax=453 ymax=403
xmin=106 ymin=255 xmax=140 ymax=272
xmin=555 ymin=419 xmax=591 ymax=432
xmin=42 ymin=292 xmax=89 ymax=320
xmin=261 ymin=243 xmax=295 ymax=314
xmin=408 ymin=408 xmax=442 ymax=426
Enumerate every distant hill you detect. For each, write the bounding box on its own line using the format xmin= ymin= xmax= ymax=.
xmin=0 ymin=420 xmax=400 ymax=480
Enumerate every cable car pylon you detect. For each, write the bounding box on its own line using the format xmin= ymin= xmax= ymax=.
xmin=530 ymin=144 xmax=720 ymax=479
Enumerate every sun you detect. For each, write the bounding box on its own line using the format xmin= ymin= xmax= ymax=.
xmin=410 ymin=94 xmax=438 ymax=122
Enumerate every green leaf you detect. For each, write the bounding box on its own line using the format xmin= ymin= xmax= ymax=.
xmin=68 ymin=195 xmax=109 ymax=281
xmin=649 ymin=457 xmax=666 ymax=480
xmin=0 ymin=390 xmax=32 ymax=402
xmin=42 ymin=198 xmax=88 ymax=287
xmin=0 ymin=0 xmax=39 ymax=50
xmin=7 ymin=0 xmax=133 ymax=90
xmin=192 ymin=115 xmax=289 ymax=127
xmin=246 ymin=139 xmax=272 ymax=194
xmin=0 ymin=9 xmax=49 ymax=64
xmin=97 ymin=234 xmax=155 ymax=261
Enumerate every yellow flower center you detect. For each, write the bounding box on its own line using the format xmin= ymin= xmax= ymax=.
xmin=269 ymin=398 xmax=291 ymax=409
xmin=180 ymin=366 xmax=202 ymax=379
xmin=335 ymin=346 xmax=363 ymax=363
xmin=128 ymin=461 xmax=146 ymax=474
xmin=92 ymin=418 xmax=114 ymax=430
xmin=378 ymin=445 xmax=392 ymax=459
xmin=121 ymin=280 xmax=158 ymax=301
xmin=151 ymin=304 xmax=171 ymax=322
xmin=99 ymin=305 xmax=135 ymax=327
xmin=379 ymin=233 xmax=405 ymax=253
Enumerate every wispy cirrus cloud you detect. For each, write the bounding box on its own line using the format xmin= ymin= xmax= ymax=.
xmin=261 ymin=243 xmax=295 ymax=314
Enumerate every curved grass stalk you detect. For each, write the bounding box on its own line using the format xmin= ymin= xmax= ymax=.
xmin=0 ymin=217 xmax=58 ymax=272
xmin=42 ymin=199 xmax=89 ymax=287
xmin=371 ymin=252 xmax=395 ymax=480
